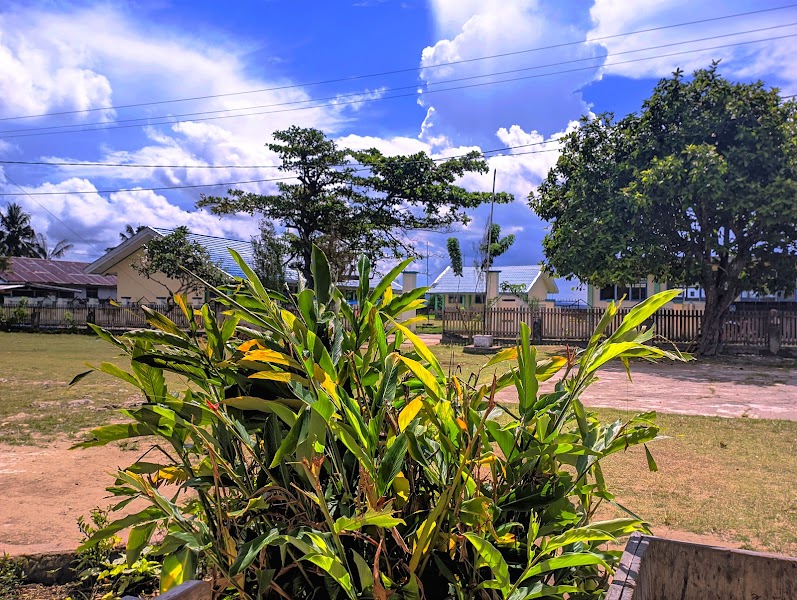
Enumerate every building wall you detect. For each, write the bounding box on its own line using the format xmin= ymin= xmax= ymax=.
xmin=104 ymin=248 xmax=205 ymax=306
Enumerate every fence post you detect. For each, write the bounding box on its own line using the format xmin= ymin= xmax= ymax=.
xmin=769 ymin=309 xmax=782 ymax=355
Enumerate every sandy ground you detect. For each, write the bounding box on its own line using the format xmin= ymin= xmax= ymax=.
xmin=495 ymin=358 xmax=797 ymax=420
xmin=1 ymin=352 xmax=795 ymax=557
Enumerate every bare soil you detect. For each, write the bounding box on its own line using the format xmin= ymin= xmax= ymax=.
xmin=496 ymin=357 xmax=797 ymax=420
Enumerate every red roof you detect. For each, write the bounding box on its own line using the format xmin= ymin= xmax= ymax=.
xmin=0 ymin=257 xmax=117 ymax=287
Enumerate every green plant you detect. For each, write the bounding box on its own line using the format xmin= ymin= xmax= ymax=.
xmin=74 ymin=507 xmax=160 ymax=600
xmin=72 ymin=247 xmax=686 ymax=599
xmin=10 ymin=298 xmax=28 ymax=325
xmin=64 ymin=310 xmax=75 ymax=329
xmin=0 ymin=553 xmax=24 ymax=599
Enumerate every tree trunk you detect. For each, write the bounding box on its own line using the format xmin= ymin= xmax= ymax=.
xmin=300 ymin=244 xmax=313 ymax=289
xmin=698 ymin=292 xmax=736 ymax=356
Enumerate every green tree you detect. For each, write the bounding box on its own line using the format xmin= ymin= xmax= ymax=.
xmin=251 ymin=220 xmax=288 ymax=291
xmin=530 ymin=65 xmax=797 ymax=355
xmin=134 ymin=226 xmax=226 ymax=306
xmin=0 ymin=202 xmax=39 ymax=257
xmin=446 ymin=237 xmax=463 ymax=277
xmin=198 ymin=126 xmax=511 ymax=286
xmin=477 ymin=223 xmax=515 ymax=270
xmin=34 ymin=234 xmax=74 ymax=259
xmin=107 ymin=224 xmax=145 ymax=251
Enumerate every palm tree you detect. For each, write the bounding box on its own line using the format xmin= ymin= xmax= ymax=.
xmin=106 ymin=224 xmax=145 ymax=251
xmin=0 ymin=202 xmax=39 ymax=257
xmin=34 ymin=234 xmax=74 ymax=259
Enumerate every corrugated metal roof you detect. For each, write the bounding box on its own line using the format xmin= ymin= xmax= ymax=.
xmin=430 ymin=265 xmax=545 ymax=294
xmin=150 ymin=228 xmax=299 ymax=282
xmin=0 ymin=257 xmax=117 ymax=287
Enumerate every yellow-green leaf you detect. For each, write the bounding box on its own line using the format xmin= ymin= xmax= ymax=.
xmin=398 ymin=397 xmax=424 ymax=431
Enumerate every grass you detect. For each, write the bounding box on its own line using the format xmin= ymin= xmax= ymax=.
xmin=0 ymin=332 xmax=171 ymax=445
xmin=2 ymin=332 xmax=796 ymax=555
xmin=429 ymin=342 xmax=567 ymax=383
xmin=591 ymin=409 xmax=797 ymax=555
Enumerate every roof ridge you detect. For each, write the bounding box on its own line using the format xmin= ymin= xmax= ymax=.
xmin=153 ymin=227 xmax=252 ymax=245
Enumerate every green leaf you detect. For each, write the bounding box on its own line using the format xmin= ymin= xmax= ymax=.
xmin=160 ymin=547 xmax=197 ymax=593
xmin=398 ymin=355 xmax=444 ymax=400
xmin=141 ymin=305 xmax=187 ymax=338
xmin=99 ymin=362 xmax=140 ymax=389
xmin=333 ymin=508 xmax=405 ymax=534
xmin=368 ymin=257 xmax=414 ymax=305
xmin=221 ymin=397 xmax=300 ymax=425
xmin=389 ymin=317 xmax=444 ymax=378
xmin=126 ymin=522 xmax=157 ymax=566
xmin=485 ymin=346 xmax=518 ymax=367
xmin=508 ymin=583 xmax=579 ymax=600
xmin=464 ymin=533 xmax=510 ymax=594
xmin=351 ymin=551 xmax=374 ymax=591
xmin=644 ymin=444 xmax=659 ymax=472
xmin=229 ymin=247 xmax=270 ymax=300
xmin=377 ymin=433 xmax=408 ymax=497
xmin=311 ymin=245 xmax=332 ymax=305
xmin=68 ymin=369 xmax=94 ymax=387
xmin=543 ymin=526 xmax=615 ymax=553
xmin=71 ymin=422 xmax=157 ymax=448
xmin=609 ymin=289 xmax=681 ymax=342
xmin=79 ymin=506 xmax=165 ymax=551
xmin=269 ymin=408 xmax=307 ymax=467
xmin=519 ymin=552 xmax=608 ymax=583
xmin=230 ymin=529 xmax=281 ymax=576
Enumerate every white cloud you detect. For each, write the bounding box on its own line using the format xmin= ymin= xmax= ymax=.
xmin=419 ymin=0 xmax=599 ymax=141
xmin=588 ymin=0 xmax=797 ymax=91
xmin=0 ymin=175 xmax=257 ymax=260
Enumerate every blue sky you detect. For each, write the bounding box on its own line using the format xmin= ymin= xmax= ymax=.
xmin=1 ymin=1 xmax=796 ymax=299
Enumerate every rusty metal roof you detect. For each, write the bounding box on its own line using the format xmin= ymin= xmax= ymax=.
xmin=0 ymin=257 xmax=117 ymax=287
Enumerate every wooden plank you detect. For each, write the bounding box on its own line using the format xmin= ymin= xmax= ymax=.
xmin=608 ymin=535 xmax=797 ymax=600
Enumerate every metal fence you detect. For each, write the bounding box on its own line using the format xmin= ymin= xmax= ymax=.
xmin=442 ymin=306 xmax=797 ymax=348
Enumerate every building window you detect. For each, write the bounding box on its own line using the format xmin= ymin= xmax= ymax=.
xmin=86 ymin=287 xmax=99 ymax=299
xmin=121 ymin=297 xmax=132 ymax=305
xmin=599 ymin=283 xmax=648 ymax=301
xmin=447 ymin=294 xmax=464 ymax=304
xmin=474 ymin=294 xmax=485 ymax=304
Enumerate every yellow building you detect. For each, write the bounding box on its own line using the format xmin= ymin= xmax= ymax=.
xmin=86 ymin=227 xmax=270 ymax=306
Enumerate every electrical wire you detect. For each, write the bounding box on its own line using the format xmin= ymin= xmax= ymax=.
xmin=1 ymin=3 xmax=795 ymax=122
xmin=0 ymin=139 xmax=560 ymax=169
xmin=2 ymin=25 xmax=795 ymax=139
xmin=0 ymin=147 xmax=563 ymax=196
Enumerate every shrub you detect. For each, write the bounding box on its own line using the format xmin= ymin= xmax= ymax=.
xmin=72 ymin=247 xmax=686 ymax=599
xmin=0 ymin=553 xmax=23 ymax=599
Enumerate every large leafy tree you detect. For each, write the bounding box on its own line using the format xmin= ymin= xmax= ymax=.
xmin=530 ymin=65 xmax=797 ymax=355
xmin=134 ymin=226 xmax=227 ymax=305
xmin=198 ymin=126 xmax=511 ymax=286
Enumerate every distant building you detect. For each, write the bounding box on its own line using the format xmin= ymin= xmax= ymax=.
xmin=85 ymin=226 xmax=404 ymax=306
xmin=586 ymin=277 xmax=797 ymax=309
xmin=0 ymin=257 xmax=116 ymax=306
xmin=430 ymin=265 xmax=559 ymax=309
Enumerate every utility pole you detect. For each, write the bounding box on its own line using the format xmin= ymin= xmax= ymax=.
xmin=483 ymin=170 xmax=496 ymax=332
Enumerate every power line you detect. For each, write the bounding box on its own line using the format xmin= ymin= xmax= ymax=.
xmin=3 ymin=24 xmax=795 ymax=138
xmin=0 ymin=171 xmax=169 ymax=300
xmin=3 ymin=31 xmax=795 ymax=140
xmin=0 ymin=139 xmax=559 ymax=169
xmin=0 ymin=147 xmax=563 ymax=196
xmin=1 ymin=3 xmax=795 ymax=123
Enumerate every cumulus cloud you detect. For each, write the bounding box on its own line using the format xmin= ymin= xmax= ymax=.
xmin=419 ymin=0 xmax=600 ymax=142
xmin=588 ymin=0 xmax=797 ymax=91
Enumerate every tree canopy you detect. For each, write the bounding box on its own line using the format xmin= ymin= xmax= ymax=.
xmin=198 ymin=126 xmax=511 ymax=285
xmin=477 ymin=223 xmax=515 ymax=271
xmin=251 ymin=220 xmax=289 ymax=292
xmin=135 ymin=226 xmax=226 ymax=304
xmin=0 ymin=202 xmax=73 ymax=261
xmin=530 ymin=64 xmax=797 ymax=355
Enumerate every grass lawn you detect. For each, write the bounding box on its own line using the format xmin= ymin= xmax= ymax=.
xmin=593 ymin=409 xmax=797 ymax=554
xmin=1 ymin=332 xmax=795 ymax=555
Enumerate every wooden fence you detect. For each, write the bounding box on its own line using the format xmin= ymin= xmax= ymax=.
xmin=443 ymin=306 xmax=797 ymax=348
xmin=0 ymin=303 xmax=200 ymax=330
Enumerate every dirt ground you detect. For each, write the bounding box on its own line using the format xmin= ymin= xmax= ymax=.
xmin=1 ymin=351 xmax=795 ymax=558
xmin=497 ymin=356 xmax=797 ymax=420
